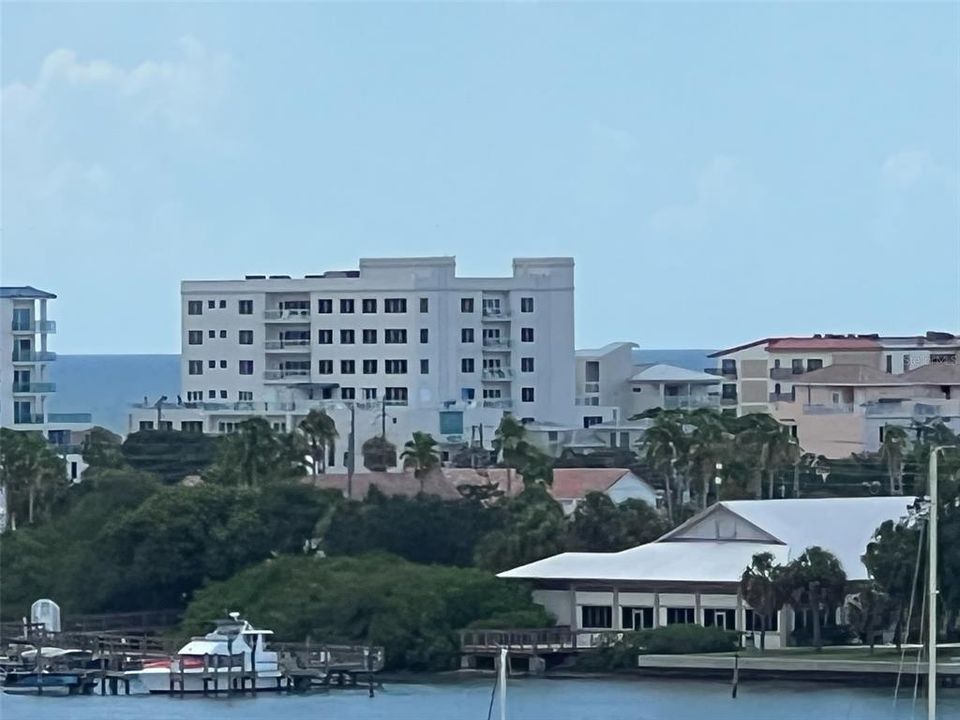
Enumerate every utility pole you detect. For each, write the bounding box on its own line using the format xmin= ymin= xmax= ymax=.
xmin=928 ymin=447 xmax=944 ymax=720
xmin=347 ymin=403 xmax=356 ymax=500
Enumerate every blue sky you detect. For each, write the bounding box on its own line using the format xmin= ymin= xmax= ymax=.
xmin=2 ymin=2 xmax=958 ymax=354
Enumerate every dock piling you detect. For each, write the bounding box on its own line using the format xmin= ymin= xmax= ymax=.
xmin=731 ymin=653 xmax=740 ymax=699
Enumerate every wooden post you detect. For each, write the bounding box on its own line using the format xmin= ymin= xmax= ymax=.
xmin=179 ymin=656 xmax=186 ymax=697
xmin=365 ymin=648 xmax=374 ymax=698
xmin=202 ymin=655 xmax=209 ymax=696
xmin=100 ymin=638 xmax=107 ymax=695
xmin=250 ymin=642 xmax=257 ymax=695
xmin=731 ymin=653 xmax=740 ymax=698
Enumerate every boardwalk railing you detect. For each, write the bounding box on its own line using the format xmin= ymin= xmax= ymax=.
xmin=278 ymin=642 xmax=385 ymax=673
xmin=460 ymin=627 xmax=624 ymax=655
xmin=1 ymin=609 xmax=181 ymax=643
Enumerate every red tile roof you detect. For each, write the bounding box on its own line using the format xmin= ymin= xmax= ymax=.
xmin=549 ymin=468 xmax=631 ymax=500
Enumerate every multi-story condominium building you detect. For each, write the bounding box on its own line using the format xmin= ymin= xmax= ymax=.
xmin=1 ymin=286 xmax=93 ymax=480
xmin=707 ymin=332 xmax=959 ymax=417
xmin=128 ymin=257 xmax=576 ymax=470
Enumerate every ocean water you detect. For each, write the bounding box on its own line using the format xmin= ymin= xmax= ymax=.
xmin=1 ymin=677 xmax=955 ymax=720
xmin=45 ymin=351 xmax=713 ymax=435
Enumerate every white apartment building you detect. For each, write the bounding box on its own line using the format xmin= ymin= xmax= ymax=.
xmin=129 ymin=257 xmax=576 ymax=470
xmin=1 ymin=286 xmax=93 ymax=481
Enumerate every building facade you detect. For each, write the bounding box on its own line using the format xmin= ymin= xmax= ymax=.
xmin=129 ymin=257 xmax=576 ymax=470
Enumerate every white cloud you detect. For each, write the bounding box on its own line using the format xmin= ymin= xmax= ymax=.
xmin=880 ymin=149 xmax=956 ymax=192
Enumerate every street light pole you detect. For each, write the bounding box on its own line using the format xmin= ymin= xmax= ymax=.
xmin=347 ymin=402 xmax=356 ymax=500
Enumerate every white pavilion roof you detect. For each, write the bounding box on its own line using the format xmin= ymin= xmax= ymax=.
xmin=629 ymin=364 xmax=720 ymax=384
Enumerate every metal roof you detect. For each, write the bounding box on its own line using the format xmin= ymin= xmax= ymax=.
xmin=0 ymin=286 xmax=56 ymax=299
xmin=629 ymin=363 xmax=721 ymax=384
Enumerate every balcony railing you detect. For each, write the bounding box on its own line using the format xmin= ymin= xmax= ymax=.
xmin=264 ymin=339 xmax=311 ymax=350
xmin=482 ymin=369 xmax=514 ymax=381
xmin=720 ymin=396 xmax=738 ymax=406
xmin=663 ymin=395 xmax=721 ymax=410
xmin=705 ymin=367 xmax=737 ymax=379
xmin=583 ymin=381 xmax=600 ymax=393
xmin=803 ymin=403 xmax=854 ymax=415
xmin=576 ymin=396 xmax=600 ymax=406
xmin=768 ymin=392 xmax=796 ymax=403
xmin=47 ymin=412 xmax=93 ymax=424
xmin=482 ymin=338 xmax=511 ymax=349
xmin=482 ymin=399 xmax=513 ymax=409
xmin=482 ymin=308 xmax=511 ymax=321
xmin=12 ymin=382 xmax=56 ymax=394
xmin=12 ymin=350 xmax=57 ymax=362
xmin=263 ymin=369 xmax=311 ymax=381
xmin=14 ymin=414 xmax=45 ymax=425
xmin=12 ymin=320 xmax=56 ymax=333
xmin=263 ymin=309 xmax=311 ymax=322
xmin=770 ymin=367 xmax=805 ymax=380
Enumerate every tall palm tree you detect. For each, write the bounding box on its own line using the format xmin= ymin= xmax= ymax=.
xmin=230 ymin=417 xmax=282 ymax=488
xmin=299 ymin=409 xmax=339 ymax=475
xmin=401 ymin=431 xmax=441 ymax=493
xmin=879 ymin=424 xmax=908 ymax=495
xmin=493 ymin=415 xmax=527 ymax=495
xmin=736 ymin=415 xmax=795 ymax=499
xmin=686 ymin=410 xmax=727 ymax=509
xmin=640 ymin=414 xmax=687 ymax=521
xmin=740 ymin=552 xmax=781 ymax=651
xmin=0 ymin=429 xmax=65 ymax=528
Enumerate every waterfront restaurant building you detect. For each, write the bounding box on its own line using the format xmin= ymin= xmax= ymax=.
xmin=499 ymin=497 xmax=912 ymax=649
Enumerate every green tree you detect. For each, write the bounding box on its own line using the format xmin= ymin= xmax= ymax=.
xmin=847 ymin=582 xmax=897 ymax=651
xmin=640 ymin=413 xmax=687 ymax=521
xmin=776 ymin=546 xmax=847 ymax=650
xmin=80 ymin=427 xmax=126 ymax=470
xmin=206 ymin=418 xmax=306 ymax=487
xmin=299 ymin=409 xmax=338 ymax=475
xmin=686 ymin=409 xmax=728 ymax=509
xmin=121 ymin=430 xmax=220 ymax=483
xmin=736 ymin=415 xmax=797 ymax=499
xmin=568 ymin=493 xmax=666 ymax=552
xmin=740 ymin=552 xmax=782 ymax=651
xmin=863 ymin=518 xmax=924 ymax=647
xmin=474 ymin=484 xmax=568 ymax=572
xmin=401 ymin=431 xmax=440 ymax=491
xmin=362 ymin=435 xmax=398 ymax=472
xmin=0 ymin=428 xmax=66 ymax=528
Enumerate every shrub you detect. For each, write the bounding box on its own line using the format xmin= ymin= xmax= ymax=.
xmin=639 ymin=624 xmax=738 ymax=654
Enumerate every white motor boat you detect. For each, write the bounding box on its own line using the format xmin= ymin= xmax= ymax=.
xmin=127 ymin=612 xmax=284 ymax=694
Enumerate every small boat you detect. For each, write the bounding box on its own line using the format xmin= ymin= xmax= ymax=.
xmin=126 ymin=612 xmax=284 ymax=694
xmin=2 ymin=669 xmax=97 ymax=696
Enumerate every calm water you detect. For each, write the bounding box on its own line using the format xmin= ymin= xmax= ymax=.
xmin=2 ymin=678 xmax=957 ymax=720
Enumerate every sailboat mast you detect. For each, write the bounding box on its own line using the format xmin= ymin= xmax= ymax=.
xmin=499 ymin=646 xmax=508 ymax=720
xmin=928 ymin=449 xmax=939 ymax=720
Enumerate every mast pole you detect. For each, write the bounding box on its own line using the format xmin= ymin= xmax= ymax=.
xmin=499 ymin=646 xmax=508 ymax=720
xmin=928 ymin=447 xmax=939 ymax=720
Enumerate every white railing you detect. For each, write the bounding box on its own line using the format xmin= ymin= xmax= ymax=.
xmin=264 ymin=339 xmax=311 ymax=350
xmin=663 ymin=395 xmax=721 ymax=410
xmin=263 ymin=309 xmax=311 ymax=321
xmin=583 ymin=382 xmax=600 ymax=393
xmin=803 ymin=403 xmax=855 ymax=415
xmin=482 ymin=338 xmax=511 ymax=349
xmin=482 ymin=369 xmax=514 ymax=380
xmin=263 ymin=369 xmax=311 ymax=381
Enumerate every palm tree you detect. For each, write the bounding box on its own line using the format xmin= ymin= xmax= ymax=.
xmin=0 ymin=428 xmax=66 ymax=528
xmin=493 ymin=415 xmax=527 ymax=495
xmin=640 ymin=414 xmax=687 ymax=521
xmin=879 ymin=424 xmax=908 ymax=495
xmin=736 ymin=415 xmax=796 ymax=499
xmin=401 ymin=431 xmax=441 ymax=492
xmin=776 ymin=546 xmax=847 ymax=650
xmin=686 ymin=410 xmax=727 ymax=509
xmin=740 ymin=552 xmax=782 ymax=651
xmin=215 ymin=417 xmax=284 ymax=488
xmin=299 ymin=409 xmax=339 ymax=475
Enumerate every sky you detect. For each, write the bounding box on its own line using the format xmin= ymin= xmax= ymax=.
xmin=2 ymin=2 xmax=958 ymax=354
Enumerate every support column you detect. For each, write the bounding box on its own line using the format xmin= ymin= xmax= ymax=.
xmin=612 ymin=586 xmax=620 ymax=630
xmin=695 ymin=591 xmax=702 ymax=626
xmin=653 ymin=592 xmax=662 ymax=628
xmin=569 ymin=584 xmax=578 ymax=629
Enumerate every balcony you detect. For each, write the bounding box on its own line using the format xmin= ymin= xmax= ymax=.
xmin=482 ymin=338 xmax=511 ymax=351
xmin=263 ymin=369 xmax=312 ymax=382
xmin=46 ymin=412 xmax=93 ymax=424
xmin=720 ymin=396 xmax=738 ymax=407
xmin=803 ymin=403 xmax=854 ymax=415
xmin=481 ymin=308 xmax=511 ymax=321
xmin=576 ymin=396 xmax=601 ymax=406
xmin=482 ymin=368 xmax=514 ymax=381
xmin=583 ymin=381 xmax=600 ymax=394
xmin=264 ymin=339 xmax=311 ymax=351
xmin=482 ymin=399 xmax=513 ymax=409
xmin=12 ymin=382 xmax=56 ymax=394
xmin=663 ymin=395 xmax=721 ymax=410
xmin=263 ymin=309 xmax=311 ymax=322
xmin=770 ymin=367 xmax=804 ymax=380
xmin=12 ymin=350 xmax=57 ymax=363
xmin=14 ymin=414 xmax=45 ymax=425
xmin=705 ymin=367 xmax=737 ymax=379
xmin=12 ymin=320 xmax=56 ymax=333
xmin=768 ymin=392 xmax=796 ymax=403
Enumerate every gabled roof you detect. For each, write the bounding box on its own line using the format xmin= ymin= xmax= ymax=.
xmin=0 ymin=286 xmax=56 ymax=299
xmin=899 ymin=362 xmax=960 ymax=385
xmin=499 ymin=497 xmax=912 ymax=584
xmin=708 ymin=338 xmax=774 ymax=358
xmin=550 ymin=468 xmax=631 ymax=500
xmin=629 ymin=364 xmax=721 ymax=384
xmin=790 ymin=364 xmax=900 ymax=386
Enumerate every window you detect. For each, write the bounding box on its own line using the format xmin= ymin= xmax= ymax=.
xmin=139 ymin=421 xmax=154 ymax=431
xmin=363 ymin=387 xmax=378 ymax=400
xmin=722 ymin=383 xmax=737 ymax=400
xmin=188 ymin=300 xmax=203 ymax=315
xmin=188 ymin=330 xmax=203 ymax=345
xmin=182 ymin=421 xmax=204 ymax=433
xmin=807 ymin=359 xmax=823 ymax=372
xmin=363 ymin=359 xmax=378 ymax=374
xmin=622 ymin=607 xmax=654 ymax=631
xmin=419 ymin=297 xmax=429 ymax=313
xmin=666 ymin=608 xmax=695 ymax=625
xmin=208 ymin=360 xmax=216 ymax=369
xmin=363 ymin=329 xmax=377 ymax=344
xmin=744 ymin=609 xmax=778 ymax=632
xmin=483 ymin=388 xmax=501 ymax=399
xmin=384 ymin=298 xmax=407 ymax=313
xmin=239 ymin=330 xmax=253 ymax=345
xmin=520 ymin=297 xmax=534 ymax=313
xmin=220 ymin=330 xmax=227 ymax=338
xmin=903 ymin=354 xmax=910 ymax=372
xmin=832 ymin=391 xmax=841 ymax=404
xmin=238 ymin=391 xmax=253 ymax=401
xmin=462 ymin=387 xmax=476 ymax=400
xmin=208 ymin=329 xmax=216 ymax=339
xmin=341 ymin=387 xmax=356 ymax=400
xmin=461 ymin=328 xmax=475 ymax=343
xmin=791 ymin=358 xmax=804 ymax=374
xmin=341 ymin=359 xmax=356 ymax=374
xmin=461 ymin=358 xmax=475 ymax=373
xmin=318 ymin=360 xmax=334 ymax=375
xmin=460 ymin=298 xmax=474 ymax=313
xmin=385 ymin=359 xmax=408 ymax=374
xmin=521 ymin=357 xmax=534 ymax=372
xmin=483 ymin=298 xmax=501 ymax=315
xmin=521 ymin=327 xmax=534 ymax=342
xmin=219 ymin=300 xmax=226 ymax=309
xmin=886 ymin=355 xmax=893 ymax=373
xmin=208 ymin=300 xmax=216 ymax=309
xmin=220 ymin=390 xmax=228 ymax=399
xmin=340 ymin=329 xmax=355 ymax=344
xmin=522 ymin=387 xmax=535 ymax=402
xmin=385 ymin=328 xmax=407 ymax=344
xmin=385 ymin=387 xmax=408 ymax=404
xmin=704 ymin=609 xmax=737 ymax=630
xmin=340 ymin=298 xmax=355 ymax=314
xmin=420 ymin=359 xmax=429 ymax=374
xmin=239 ymin=300 xmax=253 ymax=315
xmin=581 ymin=606 xmax=612 ymax=629
xmin=239 ymin=360 xmax=254 ymax=375
xmin=362 ymin=298 xmax=377 ymax=314
xmin=420 ymin=328 xmax=429 ymax=344
xmin=208 ymin=390 xmax=216 ymax=399
xmin=220 ymin=360 xmax=227 ymax=369
xmin=188 ymin=360 xmax=203 ymax=375
xmin=721 ymin=359 xmax=737 ymax=376
xmin=583 ymin=416 xmax=603 ymax=428
xmin=318 ymin=329 xmax=333 ymax=344
xmin=317 ymin=298 xmax=333 ymax=314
